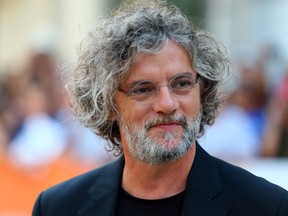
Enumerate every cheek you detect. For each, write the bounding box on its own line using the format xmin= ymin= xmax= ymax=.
xmin=183 ymin=101 xmax=200 ymax=116
xmin=114 ymin=94 xmax=148 ymax=123
xmin=122 ymin=103 xmax=150 ymax=123
xmin=180 ymin=92 xmax=201 ymax=117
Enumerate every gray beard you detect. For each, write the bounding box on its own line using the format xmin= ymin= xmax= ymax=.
xmin=120 ymin=113 xmax=201 ymax=165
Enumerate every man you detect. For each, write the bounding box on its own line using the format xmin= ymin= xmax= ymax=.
xmin=32 ymin=0 xmax=288 ymax=215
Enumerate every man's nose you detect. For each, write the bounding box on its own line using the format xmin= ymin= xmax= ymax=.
xmin=152 ymin=86 xmax=179 ymax=115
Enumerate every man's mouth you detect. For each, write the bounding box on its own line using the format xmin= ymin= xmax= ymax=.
xmin=150 ymin=122 xmax=184 ymax=131
xmin=144 ymin=114 xmax=187 ymax=131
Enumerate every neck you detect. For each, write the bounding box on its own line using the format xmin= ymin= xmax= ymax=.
xmin=121 ymin=144 xmax=196 ymax=199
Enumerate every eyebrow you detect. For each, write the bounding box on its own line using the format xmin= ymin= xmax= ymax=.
xmin=125 ymin=71 xmax=194 ymax=89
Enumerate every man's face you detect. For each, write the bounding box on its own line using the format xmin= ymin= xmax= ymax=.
xmin=114 ymin=40 xmax=201 ymax=164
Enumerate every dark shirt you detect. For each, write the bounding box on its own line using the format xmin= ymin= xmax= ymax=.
xmin=116 ymin=187 xmax=185 ymax=216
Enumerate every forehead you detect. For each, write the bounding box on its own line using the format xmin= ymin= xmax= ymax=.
xmin=125 ymin=40 xmax=195 ymax=82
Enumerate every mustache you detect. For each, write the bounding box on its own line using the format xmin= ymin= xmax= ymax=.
xmin=144 ymin=114 xmax=187 ymax=130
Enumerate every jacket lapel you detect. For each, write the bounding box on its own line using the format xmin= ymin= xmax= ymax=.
xmin=78 ymin=157 xmax=125 ymax=216
xmin=182 ymin=143 xmax=227 ymax=216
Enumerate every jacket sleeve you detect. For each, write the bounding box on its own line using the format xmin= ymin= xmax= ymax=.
xmin=277 ymin=194 xmax=288 ymax=216
xmin=32 ymin=192 xmax=43 ymax=216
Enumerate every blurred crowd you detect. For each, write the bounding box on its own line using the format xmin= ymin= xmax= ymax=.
xmin=200 ymin=44 xmax=288 ymax=160
xmin=0 ymin=52 xmax=116 ymax=215
xmin=0 ymin=52 xmax=116 ymax=167
xmin=0 ymin=44 xmax=288 ymax=214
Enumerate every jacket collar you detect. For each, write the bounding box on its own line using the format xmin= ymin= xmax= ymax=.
xmin=78 ymin=156 xmax=124 ymax=216
xmin=78 ymin=143 xmax=226 ymax=216
xmin=182 ymin=143 xmax=227 ymax=215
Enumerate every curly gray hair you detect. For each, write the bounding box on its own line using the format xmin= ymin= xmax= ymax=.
xmin=66 ymin=0 xmax=233 ymax=154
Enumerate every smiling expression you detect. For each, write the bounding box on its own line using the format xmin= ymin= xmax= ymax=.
xmin=114 ymin=40 xmax=201 ymax=164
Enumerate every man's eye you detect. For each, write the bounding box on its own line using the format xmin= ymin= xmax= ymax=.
xmin=173 ymin=80 xmax=192 ymax=89
xmin=132 ymin=86 xmax=154 ymax=95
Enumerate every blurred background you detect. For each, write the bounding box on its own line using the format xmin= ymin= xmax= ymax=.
xmin=0 ymin=0 xmax=288 ymax=215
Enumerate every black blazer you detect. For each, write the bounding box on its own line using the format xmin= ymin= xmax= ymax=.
xmin=32 ymin=143 xmax=288 ymax=216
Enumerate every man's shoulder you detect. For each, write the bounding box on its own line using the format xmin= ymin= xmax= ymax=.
xmin=210 ymin=157 xmax=288 ymax=214
xmin=214 ymin=157 xmax=288 ymax=197
xmin=46 ymin=163 xmax=106 ymax=194
xmin=45 ymin=157 xmax=122 ymax=195
xmin=35 ymin=157 xmax=123 ymax=212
